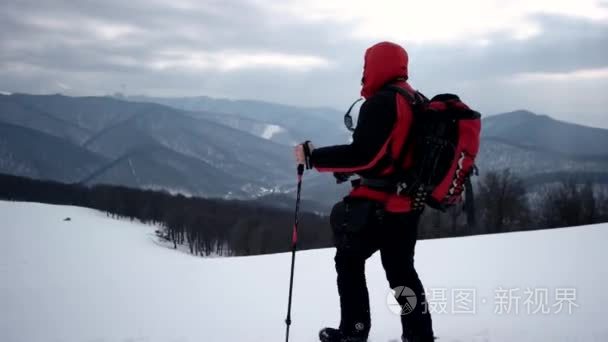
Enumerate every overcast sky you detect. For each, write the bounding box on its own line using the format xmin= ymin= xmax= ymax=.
xmin=1 ymin=0 xmax=607 ymax=127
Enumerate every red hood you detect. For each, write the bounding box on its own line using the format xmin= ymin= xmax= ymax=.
xmin=360 ymin=41 xmax=409 ymax=99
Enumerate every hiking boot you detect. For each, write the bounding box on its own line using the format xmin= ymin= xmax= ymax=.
xmin=319 ymin=327 xmax=367 ymax=342
xmin=402 ymin=335 xmax=436 ymax=342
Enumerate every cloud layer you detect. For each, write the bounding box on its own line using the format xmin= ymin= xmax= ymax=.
xmin=1 ymin=0 xmax=607 ymax=127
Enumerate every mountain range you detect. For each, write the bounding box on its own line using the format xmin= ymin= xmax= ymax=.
xmin=479 ymin=110 xmax=608 ymax=187
xmin=0 ymin=93 xmax=297 ymax=198
xmin=1 ymin=93 xmax=607 ymax=209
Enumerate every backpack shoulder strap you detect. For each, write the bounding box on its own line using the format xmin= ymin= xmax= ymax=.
xmin=382 ymin=84 xmax=427 ymax=181
xmin=384 ymin=84 xmax=428 ymax=107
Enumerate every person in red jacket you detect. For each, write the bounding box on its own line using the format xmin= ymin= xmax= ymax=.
xmin=295 ymin=42 xmax=435 ymax=342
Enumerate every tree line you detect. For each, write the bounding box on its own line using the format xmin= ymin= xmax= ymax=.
xmin=1 ymin=171 xmax=606 ymax=257
xmin=419 ymin=169 xmax=608 ymax=238
xmin=0 ymin=173 xmax=331 ymax=256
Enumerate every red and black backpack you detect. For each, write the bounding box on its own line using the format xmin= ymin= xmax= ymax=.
xmin=386 ymin=85 xmax=482 ymax=211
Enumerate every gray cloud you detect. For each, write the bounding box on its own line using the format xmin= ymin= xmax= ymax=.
xmin=0 ymin=1 xmax=607 ymax=127
xmin=411 ymin=15 xmax=608 ymax=79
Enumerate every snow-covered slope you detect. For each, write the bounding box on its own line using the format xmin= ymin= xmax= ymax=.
xmin=1 ymin=201 xmax=607 ymax=342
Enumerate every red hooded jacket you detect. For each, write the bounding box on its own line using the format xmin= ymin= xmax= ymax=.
xmin=310 ymin=42 xmax=417 ymax=212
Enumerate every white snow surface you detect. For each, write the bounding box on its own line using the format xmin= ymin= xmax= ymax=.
xmin=1 ymin=200 xmax=607 ymax=342
xmin=261 ymin=124 xmax=285 ymax=140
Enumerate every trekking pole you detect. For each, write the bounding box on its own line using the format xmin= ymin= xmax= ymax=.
xmin=285 ymin=164 xmax=304 ymax=342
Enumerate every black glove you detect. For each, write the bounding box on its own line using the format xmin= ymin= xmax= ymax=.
xmin=333 ymin=172 xmax=352 ymax=184
xmin=302 ymin=140 xmax=313 ymax=170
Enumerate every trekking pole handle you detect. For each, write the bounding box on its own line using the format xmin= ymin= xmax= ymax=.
xmin=302 ymin=141 xmax=313 ymax=170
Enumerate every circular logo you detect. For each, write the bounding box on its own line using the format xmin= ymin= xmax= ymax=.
xmin=387 ymin=286 xmax=417 ymax=315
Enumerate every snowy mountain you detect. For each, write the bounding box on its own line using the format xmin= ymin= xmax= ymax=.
xmin=0 ymin=94 xmax=91 ymax=143
xmin=128 ymin=94 xmax=350 ymax=146
xmin=479 ymin=110 xmax=608 ymax=188
xmin=483 ymin=110 xmax=608 ymax=157
xmin=0 ymin=121 xmax=107 ymax=182
xmin=1 ymin=92 xmax=607 ymax=206
xmin=2 ymin=200 xmax=606 ymax=342
xmin=185 ymin=110 xmax=296 ymax=145
xmin=0 ymin=93 xmax=294 ymax=198
xmin=478 ymin=138 xmax=608 ymax=176
xmin=80 ymin=104 xmax=291 ymax=183
xmin=79 ymin=144 xmax=256 ymax=198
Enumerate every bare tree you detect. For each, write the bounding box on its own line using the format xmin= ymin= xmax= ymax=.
xmin=477 ymin=169 xmax=530 ymax=233
xmin=540 ymin=180 xmax=598 ymax=228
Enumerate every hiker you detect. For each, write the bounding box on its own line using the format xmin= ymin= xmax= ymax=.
xmin=294 ymin=41 xmax=435 ymax=342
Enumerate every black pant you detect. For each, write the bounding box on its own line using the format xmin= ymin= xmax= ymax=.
xmin=330 ymin=199 xmax=434 ymax=340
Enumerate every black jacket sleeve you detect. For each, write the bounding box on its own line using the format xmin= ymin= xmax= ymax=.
xmin=310 ymin=91 xmax=396 ymax=173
